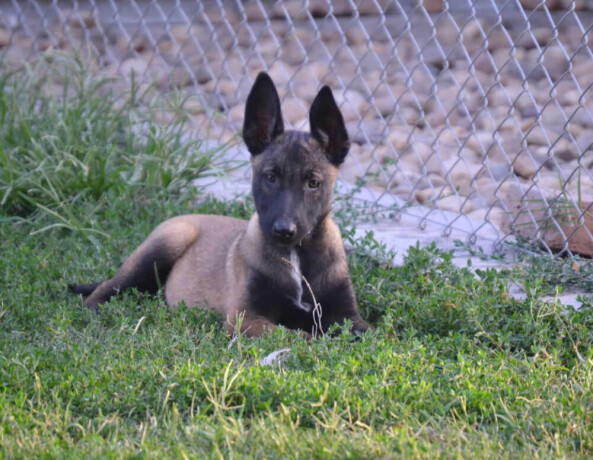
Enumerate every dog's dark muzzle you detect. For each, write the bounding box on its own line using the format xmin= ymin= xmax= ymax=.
xmin=272 ymin=218 xmax=297 ymax=244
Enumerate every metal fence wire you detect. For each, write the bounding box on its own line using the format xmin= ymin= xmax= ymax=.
xmin=3 ymin=0 xmax=593 ymax=257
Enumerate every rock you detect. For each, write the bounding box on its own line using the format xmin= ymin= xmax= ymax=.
xmin=532 ymin=28 xmax=553 ymax=47
xmin=388 ymin=170 xmax=419 ymax=190
xmin=120 ymin=58 xmax=148 ymax=77
xmin=530 ymin=146 xmax=555 ymax=169
xmin=271 ymin=0 xmax=308 ymax=20
xmin=466 ymin=131 xmax=494 ymax=157
xmin=572 ymin=106 xmax=593 ymax=129
xmin=392 ymin=184 xmax=414 ymax=201
xmin=387 ymin=129 xmax=410 ymax=152
xmin=346 ymin=24 xmax=367 ymax=46
xmin=436 ymin=194 xmax=468 ymax=213
xmin=538 ymin=175 xmax=563 ymax=191
xmin=407 ymin=142 xmax=432 ymax=160
xmin=61 ymin=9 xmax=96 ymax=29
xmin=424 ymin=107 xmax=446 ymax=128
xmin=334 ymin=90 xmax=368 ymax=123
xmin=348 ymin=119 xmax=385 ymax=145
xmin=558 ymin=89 xmax=580 ymax=107
xmin=576 ymin=132 xmax=593 ymax=155
xmin=304 ymin=0 xmax=328 ymax=17
xmin=512 ymin=152 xmax=538 ymax=179
xmin=357 ymin=51 xmax=387 ymax=73
xmin=346 ymin=72 xmax=376 ymax=98
xmin=502 ymin=183 xmax=593 ymax=256
xmin=116 ymin=35 xmax=148 ymax=54
xmin=420 ymin=0 xmax=444 ymax=13
xmin=254 ymin=36 xmax=278 ymax=60
xmin=398 ymin=152 xmax=423 ymax=176
xmin=514 ymin=59 xmax=547 ymax=82
xmin=423 ymin=153 xmax=446 ymax=176
xmin=339 ymin=155 xmax=367 ymax=183
xmin=436 ymin=127 xmax=462 ymax=147
xmin=515 ymin=28 xmax=552 ymax=49
xmin=292 ymin=80 xmax=319 ymax=105
xmin=473 ymin=53 xmax=496 ymax=74
xmin=0 ymin=28 xmax=11 ymax=47
xmin=156 ymin=39 xmax=180 ymax=58
xmin=540 ymin=104 xmax=568 ymax=130
xmin=169 ymin=24 xmax=199 ymax=44
xmin=572 ymin=60 xmax=593 ymax=88
xmin=427 ymin=173 xmax=447 ymax=188
xmin=193 ymin=66 xmax=212 ymax=85
xmin=243 ymin=2 xmax=267 ymax=21
xmin=543 ymin=46 xmax=569 ymax=81
xmin=487 ymin=208 xmax=508 ymax=229
xmin=331 ymin=0 xmax=358 ymax=16
xmin=471 ymin=177 xmax=500 ymax=209
xmin=216 ymin=79 xmax=237 ymax=98
xmin=228 ymin=104 xmax=244 ymax=123
xmin=520 ymin=0 xmax=573 ymax=9
xmin=400 ymin=107 xmax=421 ymax=126
xmin=158 ymin=66 xmax=193 ymax=89
xmin=486 ymin=28 xmax=511 ymax=51
xmin=373 ymin=145 xmax=394 ymax=164
xmin=201 ymin=6 xmax=240 ymax=24
xmin=358 ymin=0 xmax=392 ymax=15
xmin=280 ymin=36 xmax=307 ymax=65
xmin=488 ymin=162 xmax=512 ymax=181
xmin=435 ymin=21 xmax=459 ymax=48
xmin=307 ymin=0 xmax=355 ymax=16
xmin=182 ymin=98 xmax=206 ymax=115
xmin=415 ymin=188 xmax=436 ymax=204
xmin=282 ymin=97 xmax=308 ymax=125
xmin=459 ymin=150 xmax=480 ymax=169
xmin=553 ymin=139 xmax=578 ymax=162
xmin=526 ymin=127 xmax=551 ymax=146
xmin=467 ymin=208 xmax=489 ymax=223
xmin=461 ymin=19 xmax=483 ymax=42
xmin=0 ymin=12 xmax=18 ymax=29
xmin=267 ymin=62 xmax=294 ymax=86
xmin=437 ymin=143 xmax=460 ymax=162
xmin=449 ymin=168 xmax=473 ymax=196
xmin=374 ymin=93 xmax=397 ymax=118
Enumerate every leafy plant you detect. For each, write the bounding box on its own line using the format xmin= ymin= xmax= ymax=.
xmin=0 ymin=53 xmax=234 ymax=238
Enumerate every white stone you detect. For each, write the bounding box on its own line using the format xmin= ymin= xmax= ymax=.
xmin=120 ymin=58 xmax=148 ymax=77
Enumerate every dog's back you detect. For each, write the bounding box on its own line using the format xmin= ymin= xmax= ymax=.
xmin=164 ymin=215 xmax=246 ymax=312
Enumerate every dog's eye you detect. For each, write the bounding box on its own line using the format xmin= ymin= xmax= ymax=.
xmin=265 ymin=173 xmax=276 ymax=184
xmin=307 ymin=178 xmax=320 ymax=189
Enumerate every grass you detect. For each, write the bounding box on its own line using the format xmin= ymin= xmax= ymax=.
xmin=0 ymin=53 xmax=233 ymax=242
xmin=2 ymin=59 xmax=593 ymax=458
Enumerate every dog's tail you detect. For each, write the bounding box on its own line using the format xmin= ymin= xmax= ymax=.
xmin=68 ymin=282 xmax=101 ymax=298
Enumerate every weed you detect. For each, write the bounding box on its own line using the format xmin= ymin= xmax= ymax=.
xmin=0 ymin=53 xmax=232 ymax=239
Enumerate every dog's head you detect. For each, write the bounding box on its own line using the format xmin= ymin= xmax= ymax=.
xmin=243 ymin=72 xmax=350 ymax=247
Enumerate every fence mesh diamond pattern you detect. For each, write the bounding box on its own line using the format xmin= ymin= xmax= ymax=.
xmin=3 ymin=0 xmax=593 ymax=256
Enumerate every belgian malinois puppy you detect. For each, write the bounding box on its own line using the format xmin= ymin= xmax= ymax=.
xmin=70 ymin=72 xmax=371 ymax=338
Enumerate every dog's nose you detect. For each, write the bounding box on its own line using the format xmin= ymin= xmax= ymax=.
xmin=272 ymin=219 xmax=297 ymax=241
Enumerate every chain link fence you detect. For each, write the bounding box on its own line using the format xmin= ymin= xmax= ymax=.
xmin=2 ymin=0 xmax=593 ymax=257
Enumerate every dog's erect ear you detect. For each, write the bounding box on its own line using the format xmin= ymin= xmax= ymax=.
xmin=309 ymin=86 xmax=350 ymax=166
xmin=243 ymin=72 xmax=284 ymax=155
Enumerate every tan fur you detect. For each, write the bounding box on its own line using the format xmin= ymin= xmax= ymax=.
xmin=83 ymin=217 xmax=201 ymax=308
xmin=73 ymin=72 xmax=370 ymax=338
xmin=165 ymin=214 xmax=327 ymax=337
xmin=80 ymin=212 xmax=350 ymax=337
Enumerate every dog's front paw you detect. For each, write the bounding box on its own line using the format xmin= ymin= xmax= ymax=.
xmin=348 ymin=320 xmax=374 ymax=341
